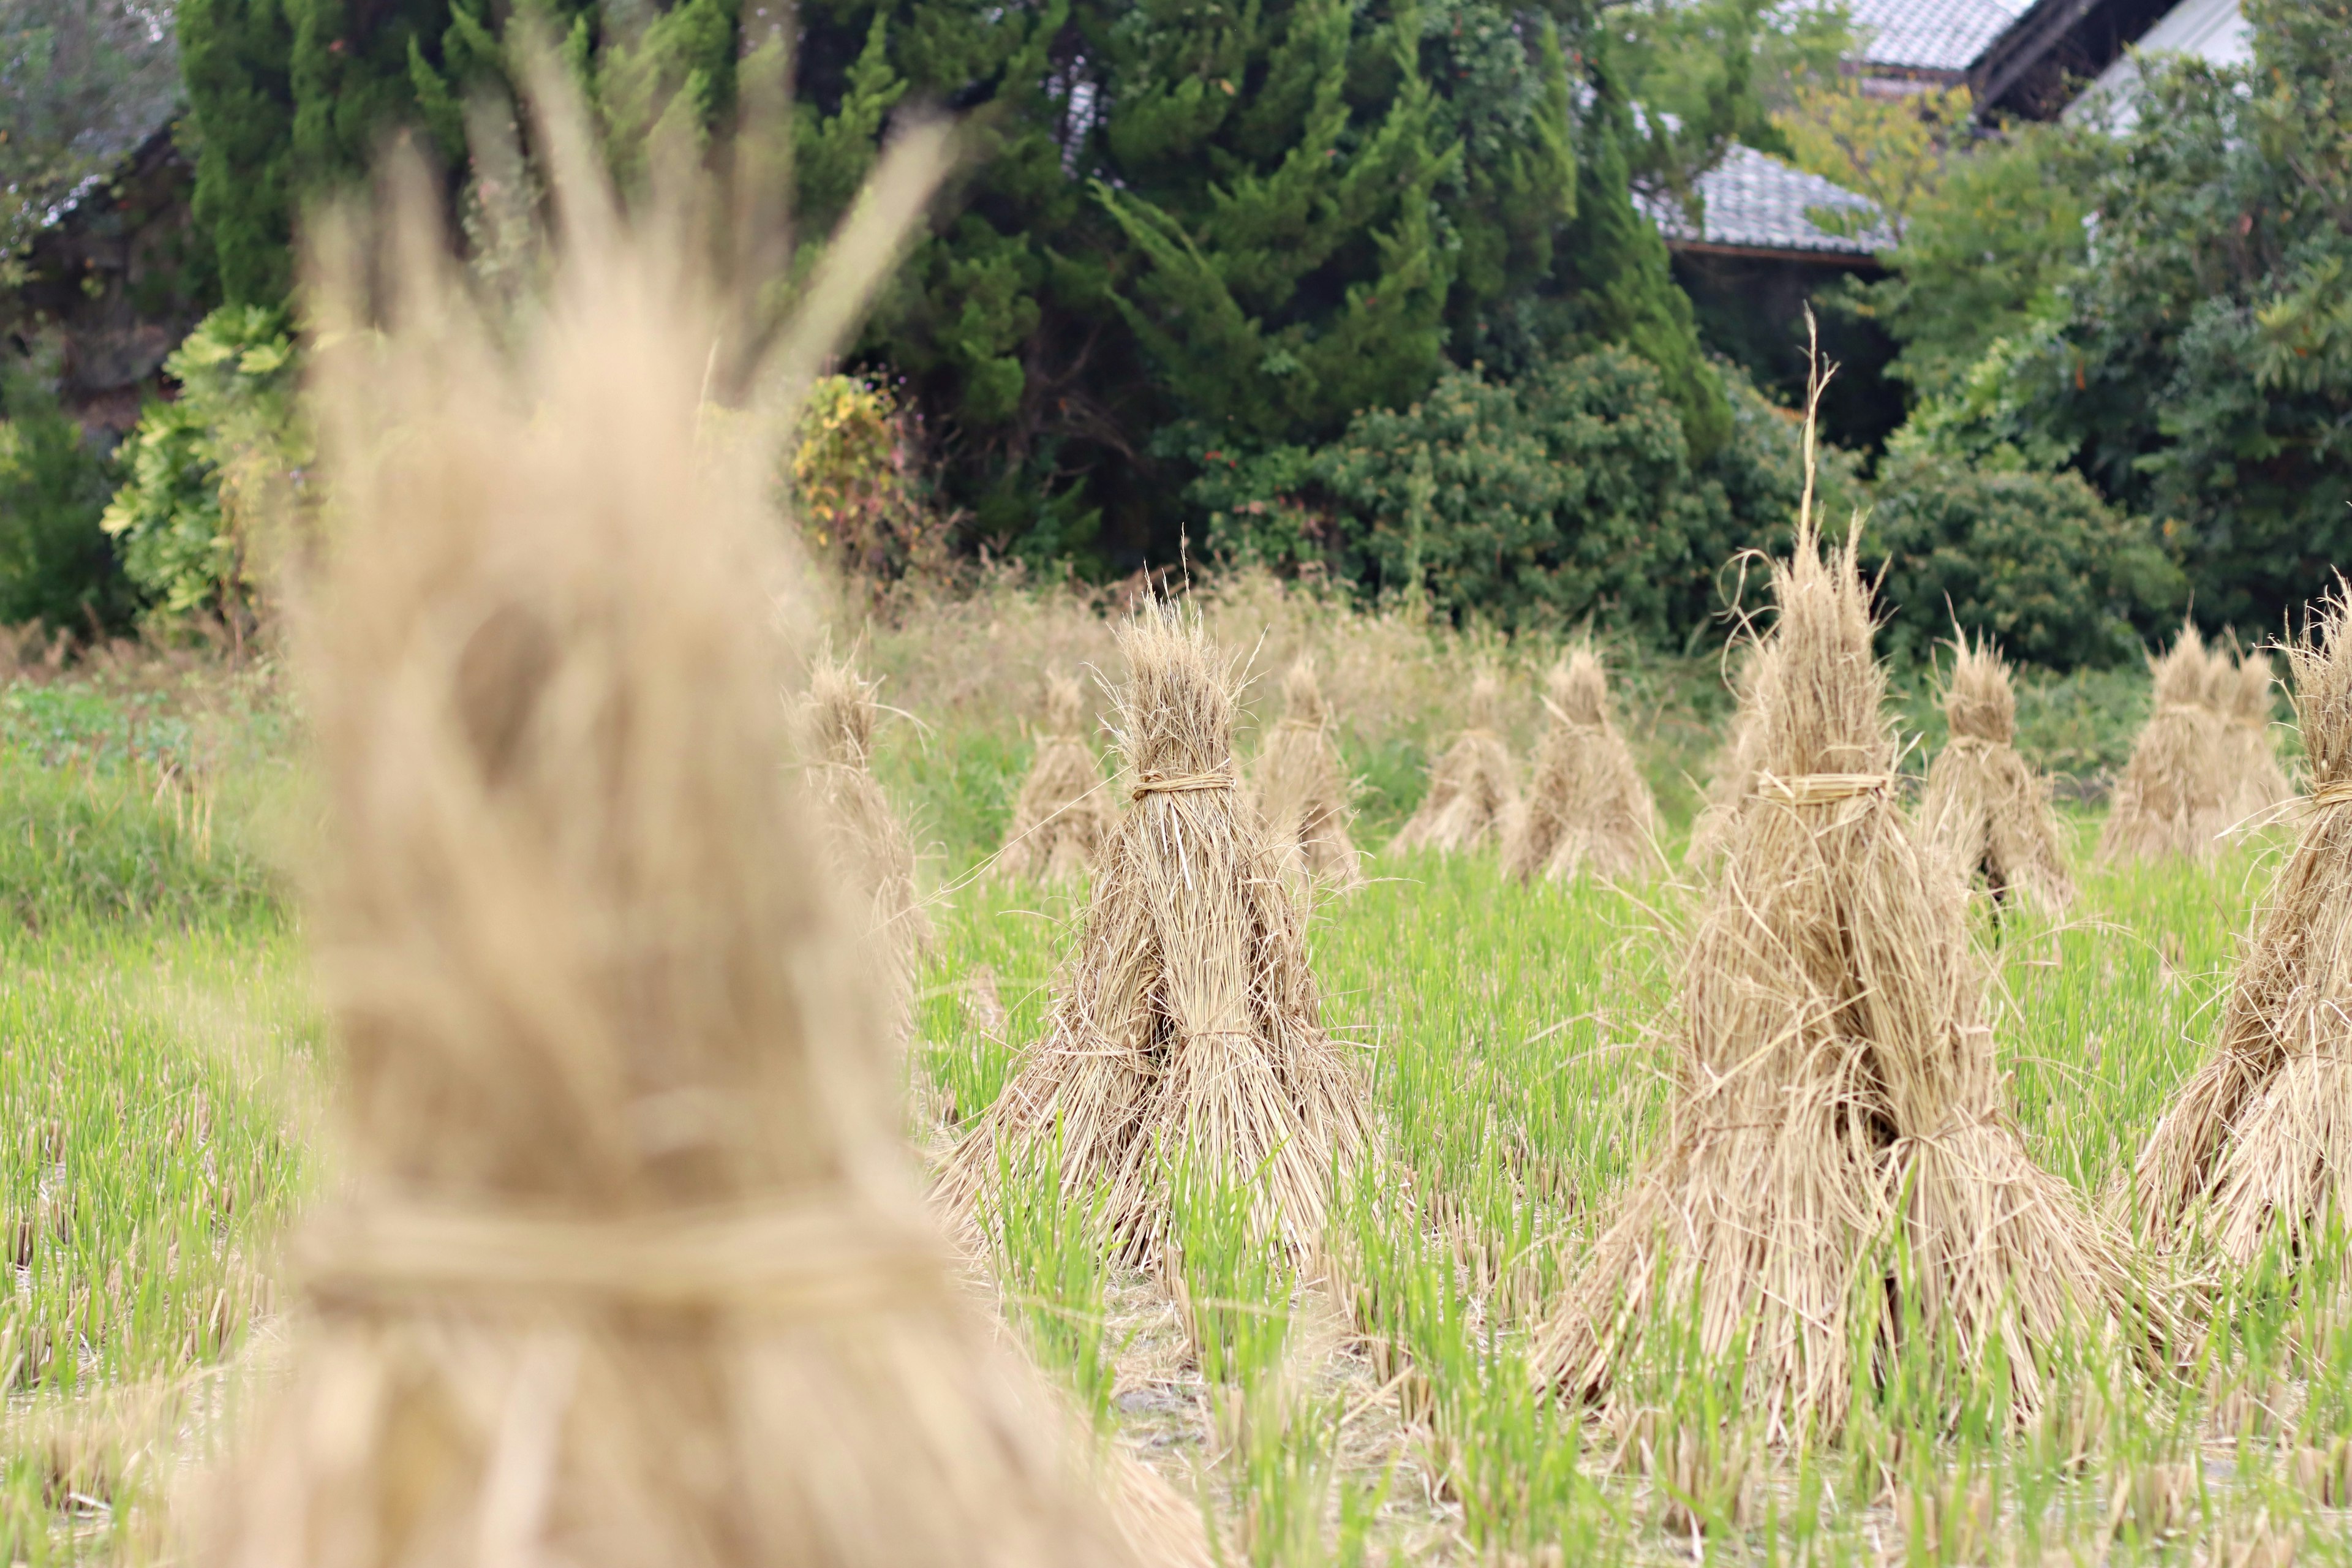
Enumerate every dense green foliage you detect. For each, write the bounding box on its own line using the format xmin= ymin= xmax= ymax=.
xmin=1866 ymin=453 xmax=2184 ymax=671
xmin=102 ymin=303 xmax=302 ymax=623
xmin=1259 ymin=350 xmax=1822 ymax=638
xmin=0 ymin=361 xmax=132 ymax=633
xmin=1902 ymin=0 xmax=2352 ymax=631
xmin=1840 ymin=121 xmax=2108 ymax=401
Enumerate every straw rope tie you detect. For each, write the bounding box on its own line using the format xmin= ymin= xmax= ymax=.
xmin=2310 ymin=778 xmax=2352 ymax=811
xmin=1131 ymin=771 xmax=1235 ymax=801
xmin=298 ymin=1201 xmax=945 ymax=1317
xmin=1754 ymin=772 xmax=1895 ymax=806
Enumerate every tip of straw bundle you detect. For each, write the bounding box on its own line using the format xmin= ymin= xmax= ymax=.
xmin=2150 ymin=622 xmax=2211 ymax=708
xmin=1548 ymin=646 xmax=1610 ymax=729
xmin=1466 ymin=669 xmax=1504 ymax=733
xmin=1750 ymin=518 xmax=1890 ymax=779
xmin=2290 ymin=580 xmax=2352 ymax=786
xmin=1281 ymin=656 xmax=1327 ymax=728
xmin=1112 ymin=600 xmax=1239 ymax=781
xmin=1044 ymin=671 xmax=1087 ymax=737
xmin=1943 ymin=631 xmax=2017 ymax=744
xmin=809 ymin=653 xmax=881 ymax=766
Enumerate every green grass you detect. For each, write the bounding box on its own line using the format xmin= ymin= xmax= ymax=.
xmin=9 ymin=667 xmax=2350 ymax=1565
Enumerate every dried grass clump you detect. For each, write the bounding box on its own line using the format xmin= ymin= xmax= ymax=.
xmin=1502 ymin=644 xmax=1660 ymax=882
xmin=938 ymin=601 xmax=1366 ymax=1258
xmin=1253 ymin=657 xmax=1365 ymax=897
xmin=1535 ymin=516 xmax=2151 ymax=1438
xmin=204 ymin=97 xmax=1152 ymax=1568
xmin=804 ymin=651 xmax=933 ymax=955
xmin=1920 ymin=634 xmax=2075 ymax=913
xmin=2135 ymin=584 xmax=2352 ymax=1259
xmin=995 ymin=673 xmax=1115 ymax=884
xmin=2098 ymin=625 xmax=2231 ymax=863
xmin=2214 ymin=645 xmax=2294 ymax=825
xmin=1389 ymin=671 xmax=1517 ymax=856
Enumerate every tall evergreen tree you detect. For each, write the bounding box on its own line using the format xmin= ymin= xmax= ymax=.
xmin=180 ymin=0 xmax=298 ymax=304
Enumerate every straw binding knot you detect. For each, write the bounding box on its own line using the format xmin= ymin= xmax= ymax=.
xmin=2309 ymin=778 xmax=2352 ymax=811
xmin=1755 ymin=772 xmax=1894 ymax=806
xmin=297 ymin=1200 xmax=946 ymax=1317
xmin=1131 ymin=771 xmax=1235 ymax=801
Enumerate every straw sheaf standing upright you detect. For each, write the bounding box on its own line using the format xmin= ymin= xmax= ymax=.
xmin=1920 ymin=635 xmax=2075 ymax=913
xmin=1534 ymin=519 xmax=2149 ymax=1437
xmin=1389 ymin=671 xmax=1517 ymax=855
xmin=207 ymin=113 xmax=1154 ymax=1568
xmin=2211 ymin=646 xmax=2294 ymax=826
xmin=1502 ymin=645 xmax=1660 ymax=883
xmin=2098 ymin=627 xmax=2231 ymax=863
xmin=1253 ymin=657 xmax=1366 ymax=897
xmin=995 ymin=673 xmax=1116 ymax=884
xmin=2135 ymin=586 xmax=2352 ymax=1258
xmin=804 ymin=652 xmax=934 ymax=968
xmin=938 ymin=603 xmax=1366 ymax=1257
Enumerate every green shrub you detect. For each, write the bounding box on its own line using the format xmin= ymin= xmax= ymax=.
xmin=1201 ymin=350 xmax=1850 ymax=644
xmin=1866 ymin=454 xmax=2185 ymax=671
xmin=102 ymin=305 xmax=306 ymax=626
xmin=0 ymin=363 xmax=131 ymax=634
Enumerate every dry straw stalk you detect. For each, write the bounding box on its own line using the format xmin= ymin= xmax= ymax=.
xmin=1920 ymin=633 xmax=2075 ymax=913
xmin=2098 ymin=625 xmax=2232 ymax=863
xmin=2213 ymin=644 xmax=2294 ymax=827
xmin=1535 ymin=514 xmax=2154 ymax=1438
xmin=197 ymin=76 xmax=1175 ymax=1568
xmin=938 ymin=603 xmax=1366 ymax=1258
xmin=804 ymin=649 xmax=933 ymax=1030
xmin=995 ymin=672 xmax=1117 ymax=884
xmin=2135 ymin=583 xmax=2352 ymax=1259
xmin=1389 ymin=670 xmax=1517 ymax=855
xmin=1502 ymin=644 xmax=1660 ymax=883
xmin=1252 ymin=657 xmax=1366 ymax=897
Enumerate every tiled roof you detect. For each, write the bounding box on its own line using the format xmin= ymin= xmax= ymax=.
xmin=1641 ymin=144 xmax=1892 ymax=258
xmin=1841 ymin=0 xmax=2035 ymax=73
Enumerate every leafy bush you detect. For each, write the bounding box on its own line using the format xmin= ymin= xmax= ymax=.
xmin=790 ymin=375 xmax=946 ymax=582
xmin=102 ymin=305 xmax=306 ymax=627
xmin=0 ymin=361 xmax=130 ymax=634
xmin=1905 ymin=0 xmax=2352 ymax=630
xmin=1198 ymin=350 xmax=1850 ymax=644
xmin=1866 ymin=454 xmax=2185 ymax=671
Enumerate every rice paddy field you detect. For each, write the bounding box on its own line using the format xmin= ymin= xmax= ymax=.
xmin=2 ymin=617 xmax=2346 ymax=1566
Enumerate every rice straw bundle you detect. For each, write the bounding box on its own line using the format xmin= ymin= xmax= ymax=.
xmin=995 ymin=673 xmax=1116 ymax=884
xmin=2098 ymin=625 xmax=2231 ymax=863
xmin=1920 ymin=633 xmax=2075 ymax=913
xmin=1683 ymin=651 xmax=1763 ymax=876
xmin=2135 ymin=585 xmax=2352 ymax=1258
xmin=1253 ymin=657 xmax=1366 ymax=897
xmin=2212 ymin=645 xmax=2294 ymax=826
xmin=1502 ymin=644 xmax=1660 ymax=883
xmin=1389 ymin=671 xmax=1517 ymax=856
xmin=1534 ymin=516 xmax=2150 ymax=1437
xmin=203 ymin=93 xmax=1160 ymax=1568
xmin=804 ymin=651 xmax=934 ymax=970
xmin=938 ymin=602 xmax=1366 ymax=1257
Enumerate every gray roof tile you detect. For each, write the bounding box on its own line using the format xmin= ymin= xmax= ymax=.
xmin=1641 ymin=143 xmax=1892 ymax=257
xmin=1842 ymin=0 xmax=2035 ymax=73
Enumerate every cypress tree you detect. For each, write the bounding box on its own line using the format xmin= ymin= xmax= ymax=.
xmin=179 ymin=0 xmax=298 ymax=306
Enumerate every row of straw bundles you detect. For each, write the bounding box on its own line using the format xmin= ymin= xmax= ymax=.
xmin=1392 ymin=653 xmax=1662 ymax=883
xmin=2136 ymin=583 xmax=2352 ymax=1257
xmin=943 ymin=605 xmax=1368 ymax=1260
xmin=199 ymin=89 xmax=1206 ymax=1568
xmin=1919 ymin=633 xmax=2075 ymax=913
xmin=994 ymin=657 xmax=1366 ymax=897
xmin=1533 ymin=520 xmax=2157 ymax=1437
xmin=2101 ymin=624 xmax=2292 ymax=863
